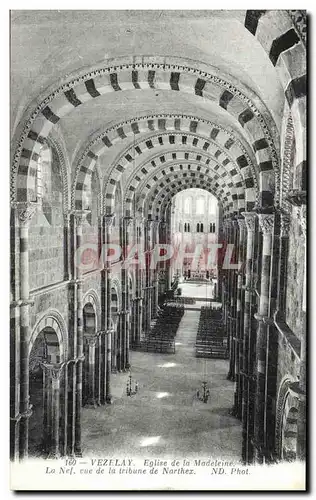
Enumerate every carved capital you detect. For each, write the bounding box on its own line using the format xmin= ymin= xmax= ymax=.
xmin=72 ymin=209 xmax=90 ymax=226
xmin=258 ymin=214 xmax=274 ymax=235
xmin=123 ymin=216 xmax=134 ymax=228
xmin=41 ymin=362 xmax=64 ymax=381
xmin=85 ymin=334 xmax=98 ymax=347
xmin=104 ymin=214 xmax=115 ymax=229
xmin=13 ymin=202 xmax=38 ymax=227
xmin=237 ymin=217 xmax=246 ymax=232
xmin=241 ymin=212 xmax=256 ymax=233
xmin=63 ymin=212 xmax=71 ymax=226
xmin=280 ymin=212 xmax=291 ymax=237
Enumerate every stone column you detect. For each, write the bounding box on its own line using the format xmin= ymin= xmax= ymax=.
xmin=222 ymin=220 xmax=230 ymax=333
xmin=253 ymin=213 xmax=274 ymax=464
xmin=104 ymin=214 xmax=114 ymax=401
xmin=121 ymin=216 xmax=133 ymax=370
xmin=240 ymin=211 xmax=256 ymax=464
xmin=152 ymin=221 xmax=160 ymax=317
xmin=14 ymin=202 xmax=37 ymax=460
xmin=144 ymin=220 xmax=153 ymax=331
xmin=296 ymin=204 xmax=306 ymax=460
xmin=73 ymin=209 xmax=90 ymax=457
xmin=227 ymin=218 xmax=238 ymax=381
xmin=83 ymin=334 xmax=98 ymax=407
xmin=134 ymin=217 xmax=144 ymax=344
xmin=233 ymin=217 xmax=246 ymax=418
xmin=42 ymin=362 xmax=64 ymax=459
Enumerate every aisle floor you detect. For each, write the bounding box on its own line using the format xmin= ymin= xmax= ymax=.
xmin=81 ymin=310 xmax=242 ymax=460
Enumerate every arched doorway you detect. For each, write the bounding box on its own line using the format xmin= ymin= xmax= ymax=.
xmin=28 ymin=326 xmax=64 ymax=458
xmin=280 ymin=392 xmax=299 ymax=462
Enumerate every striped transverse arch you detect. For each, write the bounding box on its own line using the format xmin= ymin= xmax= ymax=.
xmin=73 ymin=117 xmax=258 ymax=210
xmin=244 ymin=10 xmax=306 ymax=191
xmin=14 ymin=58 xmax=280 ymax=208
xmin=149 ymin=176 xmax=234 ymax=218
xmin=102 ymin=132 xmax=255 ymax=207
xmin=130 ymin=168 xmax=232 ymax=217
xmin=149 ymin=177 xmax=233 ymax=220
xmin=117 ymin=150 xmax=255 ymax=214
xmin=122 ymin=161 xmax=245 ymax=217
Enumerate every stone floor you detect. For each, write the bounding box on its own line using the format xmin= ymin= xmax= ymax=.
xmin=81 ymin=308 xmax=242 ymax=461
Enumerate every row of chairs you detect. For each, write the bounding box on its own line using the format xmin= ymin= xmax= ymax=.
xmin=195 ymin=306 xmax=228 ymax=359
xmin=133 ymin=304 xmax=183 ymax=354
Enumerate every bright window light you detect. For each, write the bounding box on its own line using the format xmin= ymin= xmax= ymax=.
xmin=139 ymin=436 xmax=161 ymax=447
xmin=156 ymin=392 xmax=170 ymax=399
xmin=157 ymin=362 xmax=177 ymax=368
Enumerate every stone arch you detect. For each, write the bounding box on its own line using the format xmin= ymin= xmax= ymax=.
xmin=152 ymin=178 xmax=232 ymax=220
xmin=123 ymin=161 xmax=249 ymax=217
xmin=275 ymin=375 xmax=299 ymax=460
xmin=128 ymin=270 xmax=136 ymax=300
xmin=77 ymin=127 xmax=258 ymax=212
xmin=244 ymin=10 xmax=306 ymax=188
xmin=128 ymin=162 xmax=233 ymax=212
xmin=280 ymin=112 xmax=295 ymax=213
xmin=110 ymin=276 xmax=122 ymax=311
xmin=29 ymin=309 xmax=67 ymax=362
xmin=83 ymin=289 xmax=101 ymax=332
xmin=45 ymin=132 xmax=71 ymax=214
xmin=106 ymin=132 xmax=254 ymax=200
xmin=72 ymin=114 xmax=258 ymax=208
xmin=12 ymin=57 xmax=279 ymax=205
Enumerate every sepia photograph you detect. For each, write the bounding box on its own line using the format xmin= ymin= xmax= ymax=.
xmin=9 ymin=7 xmax=307 ymax=491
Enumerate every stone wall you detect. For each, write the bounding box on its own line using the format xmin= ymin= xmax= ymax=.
xmin=28 ymin=148 xmax=64 ymax=291
xmin=285 ymin=209 xmax=305 ymax=339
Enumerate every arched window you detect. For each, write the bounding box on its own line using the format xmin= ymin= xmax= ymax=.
xmin=187 ymin=223 xmax=190 ymax=232
xmin=36 ymin=145 xmax=63 ymax=225
xmin=184 ymin=223 xmax=187 ymax=232
xmin=196 ymin=223 xmax=200 ymax=233
xmin=196 ymin=198 xmax=205 ymax=215
xmin=184 ymin=197 xmax=192 ymax=214
xmin=200 ymin=223 xmax=204 ymax=233
xmin=209 ymin=222 xmax=215 ymax=233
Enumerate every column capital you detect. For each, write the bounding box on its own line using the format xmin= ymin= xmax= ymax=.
xmin=84 ymin=334 xmax=99 ymax=347
xmin=72 ymin=209 xmax=90 ymax=226
xmin=41 ymin=362 xmax=64 ymax=380
xmin=236 ymin=217 xmax=246 ymax=231
xmin=258 ymin=213 xmax=274 ymax=235
xmin=103 ymin=214 xmax=115 ymax=228
xmin=63 ymin=211 xmax=71 ymax=225
xmin=13 ymin=201 xmax=38 ymax=227
xmin=280 ymin=212 xmax=291 ymax=238
xmin=286 ymin=189 xmax=306 ymax=206
xmin=241 ymin=211 xmax=257 ymax=233
xmin=123 ymin=216 xmax=134 ymax=228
